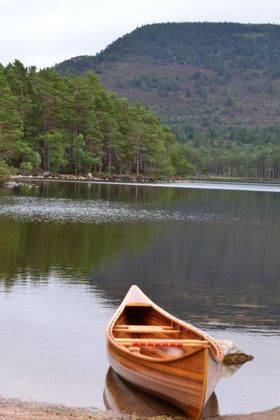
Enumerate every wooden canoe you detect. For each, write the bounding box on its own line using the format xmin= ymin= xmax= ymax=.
xmin=103 ymin=367 xmax=219 ymax=418
xmin=106 ymin=285 xmax=224 ymax=419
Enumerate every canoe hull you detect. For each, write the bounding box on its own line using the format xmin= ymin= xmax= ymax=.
xmin=107 ymin=340 xmax=221 ymax=419
xmin=106 ymin=286 xmax=223 ymax=419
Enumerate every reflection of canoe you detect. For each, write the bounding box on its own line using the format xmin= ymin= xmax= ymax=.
xmin=104 ymin=368 xmax=219 ymax=418
xmin=104 ymin=368 xmax=184 ymax=416
xmin=106 ymin=285 xmax=224 ymax=419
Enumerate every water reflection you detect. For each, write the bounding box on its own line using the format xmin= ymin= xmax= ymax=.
xmin=0 ymin=181 xmax=279 ymax=414
xmin=0 ymin=182 xmax=279 ymax=331
xmin=91 ymin=220 xmax=280 ymax=332
xmin=104 ymin=368 xmax=219 ymax=418
xmin=104 ymin=368 xmax=184 ymax=417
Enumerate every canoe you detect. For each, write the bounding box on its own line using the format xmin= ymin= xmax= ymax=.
xmin=103 ymin=367 xmax=219 ymax=418
xmin=106 ymin=285 xmax=224 ymax=419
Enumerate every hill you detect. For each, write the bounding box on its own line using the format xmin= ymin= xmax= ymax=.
xmin=56 ymin=22 xmax=280 ymax=137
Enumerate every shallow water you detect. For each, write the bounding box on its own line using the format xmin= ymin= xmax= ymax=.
xmin=0 ymin=180 xmax=279 ymax=415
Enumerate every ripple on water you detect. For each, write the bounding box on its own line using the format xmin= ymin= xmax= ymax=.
xmin=0 ymin=196 xmax=261 ymax=225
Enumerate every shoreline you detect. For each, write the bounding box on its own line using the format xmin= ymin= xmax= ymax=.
xmin=0 ymin=397 xmax=279 ymax=419
xmin=5 ymin=173 xmax=280 ymax=186
xmin=4 ymin=175 xmax=280 ymax=194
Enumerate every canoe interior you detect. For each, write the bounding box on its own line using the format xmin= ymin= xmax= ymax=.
xmin=112 ymin=304 xmax=208 ymax=360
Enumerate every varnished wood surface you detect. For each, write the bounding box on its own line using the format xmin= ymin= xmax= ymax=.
xmin=114 ymin=324 xmax=179 ymax=334
xmin=106 ymin=285 xmax=223 ymax=419
xmin=117 ymin=338 xmax=209 ymax=346
xmin=104 ymin=368 xmax=219 ymax=418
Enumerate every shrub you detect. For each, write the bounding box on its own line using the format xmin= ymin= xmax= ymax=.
xmin=20 ymin=161 xmax=33 ymax=172
xmin=0 ymin=160 xmax=12 ymax=180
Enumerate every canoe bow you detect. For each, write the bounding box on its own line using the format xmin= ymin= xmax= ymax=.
xmin=106 ymin=285 xmax=224 ymax=419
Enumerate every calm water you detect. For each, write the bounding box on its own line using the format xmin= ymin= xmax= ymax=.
xmin=0 ymin=180 xmax=279 ymax=415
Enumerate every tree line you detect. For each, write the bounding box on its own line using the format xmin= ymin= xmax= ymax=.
xmin=182 ymin=139 xmax=280 ymax=179
xmin=1 ymin=60 xmax=280 ymax=180
xmin=0 ymin=60 xmax=192 ymax=179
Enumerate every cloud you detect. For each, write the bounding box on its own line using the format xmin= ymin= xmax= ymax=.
xmin=0 ymin=0 xmax=279 ymax=68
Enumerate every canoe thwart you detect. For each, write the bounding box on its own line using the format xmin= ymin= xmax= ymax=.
xmin=114 ymin=325 xmax=179 ymax=334
xmin=115 ymin=324 xmax=176 ymax=329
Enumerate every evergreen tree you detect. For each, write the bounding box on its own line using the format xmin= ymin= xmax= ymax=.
xmin=0 ymin=61 xmax=197 ymax=178
xmin=0 ymin=67 xmax=24 ymax=166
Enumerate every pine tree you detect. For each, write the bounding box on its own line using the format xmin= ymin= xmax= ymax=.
xmin=0 ymin=61 xmax=193 ymax=177
xmin=0 ymin=67 xmax=24 ymax=165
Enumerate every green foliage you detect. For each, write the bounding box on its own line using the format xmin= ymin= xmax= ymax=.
xmin=171 ymin=144 xmax=195 ymax=176
xmin=2 ymin=54 xmax=280 ymax=179
xmin=27 ymin=150 xmax=41 ymax=170
xmin=182 ymin=134 xmax=280 ymax=178
xmin=37 ymin=131 xmax=67 ymax=172
xmin=0 ymin=159 xmax=12 ymax=179
xmin=0 ymin=61 xmax=189 ymax=177
xmin=0 ymin=67 xmax=24 ymax=164
xmin=20 ymin=161 xmax=33 ymax=172
xmin=130 ymin=74 xmax=181 ymax=93
xmin=56 ymin=22 xmax=280 ymax=75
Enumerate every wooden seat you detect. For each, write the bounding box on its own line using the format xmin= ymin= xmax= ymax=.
xmin=114 ymin=325 xmax=178 ymax=334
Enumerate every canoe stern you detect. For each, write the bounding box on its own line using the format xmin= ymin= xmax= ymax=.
xmin=107 ymin=339 xmax=216 ymax=418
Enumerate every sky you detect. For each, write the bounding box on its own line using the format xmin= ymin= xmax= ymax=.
xmin=1 ymin=0 xmax=280 ymax=69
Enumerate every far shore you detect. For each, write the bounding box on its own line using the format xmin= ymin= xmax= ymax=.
xmin=2 ymin=174 xmax=280 ymax=195
xmin=0 ymin=397 xmax=279 ymax=419
xmin=3 ymin=172 xmax=280 ymax=186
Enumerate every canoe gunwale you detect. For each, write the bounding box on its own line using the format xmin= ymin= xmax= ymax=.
xmin=108 ymin=335 xmax=209 ymax=363
xmin=107 ymin=285 xmax=224 ymax=363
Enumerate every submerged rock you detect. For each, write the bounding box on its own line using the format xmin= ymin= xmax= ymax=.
xmin=217 ymin=339 xmax=254 ymax=365
xmin=223 ymin=352 xmax=254 ymax=365
xmin=3 ymin=181 xmax=21 ymax=189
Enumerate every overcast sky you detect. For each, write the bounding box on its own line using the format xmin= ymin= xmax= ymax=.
xmin=1 ymin=0 xmax=280 ymax=68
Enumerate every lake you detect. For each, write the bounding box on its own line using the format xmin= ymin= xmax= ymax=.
xmin=0 ymin=180 xmax=279 ymax=416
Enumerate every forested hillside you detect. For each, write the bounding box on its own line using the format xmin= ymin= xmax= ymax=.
xmin=0 ymin=60 xmax=191 ymax=179
xmin=56 ymin=22 xmax=280 ymax=178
